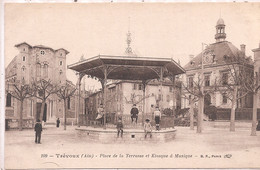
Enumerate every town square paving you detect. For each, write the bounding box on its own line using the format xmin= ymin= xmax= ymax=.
xmin=4 ymin=121 xmax=260 ymax=169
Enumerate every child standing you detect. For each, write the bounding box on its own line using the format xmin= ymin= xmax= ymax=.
xmin=116 ymin=117 xmax=123 ymax=138
xmin=144 ymin=119 xmax=152 ymax=138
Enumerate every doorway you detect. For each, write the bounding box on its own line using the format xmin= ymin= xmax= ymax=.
xmin=36 ymin=103 xmax=47 ymax=122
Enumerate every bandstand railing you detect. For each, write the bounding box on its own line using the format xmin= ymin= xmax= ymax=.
xmin=79 ymin=113 xmax=175 ymax=129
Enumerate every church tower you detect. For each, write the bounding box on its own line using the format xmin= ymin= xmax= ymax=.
xmin=215 ymin=18 xmax=226 ymax=42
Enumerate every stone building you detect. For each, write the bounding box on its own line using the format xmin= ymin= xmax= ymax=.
xmin=182 ymin=18 xmax=253 ymax=110
xmin=85 ymin=79 xmax=181 ymax=119
xmin=5 ymin=42 xmax=82 ymax=127
xmin=252 ymin=43 xmax=260 ymax=107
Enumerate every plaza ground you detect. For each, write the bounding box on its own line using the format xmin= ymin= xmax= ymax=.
xmin=4 ymin=121 xmax=260 ymax=169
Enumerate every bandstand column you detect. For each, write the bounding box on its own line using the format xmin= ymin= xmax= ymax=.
xmin=142 ymin=80 xmax=146 ymax=125
xmin=103 ymin=66 xmax=108 ymax=129
xmin=172 ymin=75 xmax=176 ymax=127
xmin=77 ymin=74 xmax=83 ymax=127
xmin=159 ymin=67 xmax=163 ymax=108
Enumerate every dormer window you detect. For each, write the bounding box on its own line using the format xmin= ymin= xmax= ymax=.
xmin=40 ymin=50 xmax=45 ymax=55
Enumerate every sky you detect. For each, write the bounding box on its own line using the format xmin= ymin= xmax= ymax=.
xmin=4 ymin=3 xmax=260 ymax=90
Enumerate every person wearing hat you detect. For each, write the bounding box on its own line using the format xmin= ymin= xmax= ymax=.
xmin=56 ymin=118 xmax=60 ymax=128
xmin=34 ymin=119 xmax=42 ymax=144
xmin=154 ymin=106 xmax=161 ymax=131
xmin=144 ymin=118 xmax=152 ymax=138
xmin=130 ymin=104 xmax=139 ymax=124
xmin=116 ymin=116 xmax=124 ymax=138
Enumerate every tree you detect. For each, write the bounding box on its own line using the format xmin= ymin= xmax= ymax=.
xmin=124 ymin=93 xmax=154 ymax=105
xmin=56 ymin=83 xmax=76 ymax=130
xmin=181 ymin=88 xmax=198 ymax=130
xmin=243 ymin=68 xmax=260 ymax=136
xmin=32 ymin=79 xmax=58 ymax=122
xmin=9 ymin=81 xmax=31 ymax=131
xmin=215 ymin=53 xmax=252 ymax=131
xmin=182 ymin=73 xmax=214 ymax=133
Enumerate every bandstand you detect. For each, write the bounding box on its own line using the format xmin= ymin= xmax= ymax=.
xmin=68 ymin=55 xmax=185 ymax=143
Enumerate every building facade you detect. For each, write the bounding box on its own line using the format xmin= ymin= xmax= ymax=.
xmin=5 ymin=42 xmax=83 ymax=126
xmin=252 ymin=43 xmax=260 ymax=107
xmin=182 ymin=18 xmax=253 ymax=110
xmin=85 ymin=79 xmax=181 ymax=118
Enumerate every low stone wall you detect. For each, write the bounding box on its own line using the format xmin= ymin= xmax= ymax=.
xmin=76 ymin=127 xmax=176 ymax=144
xmin=5 ymin=118 xmax=34 ymax=130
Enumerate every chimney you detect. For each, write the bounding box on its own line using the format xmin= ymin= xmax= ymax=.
xmin=240 ymin=44 xmax=246 ymax=54
xmin=189 ymin=55 xmax=194 ymax=61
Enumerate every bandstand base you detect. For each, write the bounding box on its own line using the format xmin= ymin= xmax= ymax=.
xmin=76 ymin=127 xmax=176 ymax=144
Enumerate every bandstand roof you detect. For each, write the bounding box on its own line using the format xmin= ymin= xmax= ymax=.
xmin=68 ymin=55 xmax=185 ymax=80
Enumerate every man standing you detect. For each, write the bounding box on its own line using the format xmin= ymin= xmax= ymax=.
xmin=56 ymin=118 xmax=60 ymax=128
xmin=130 ymin=104 xmax=139 ymax=123
xmin=34 ymin=119 xmax=42 ymax=144
xmin=154 ymin=106 xmax=161 ymax=131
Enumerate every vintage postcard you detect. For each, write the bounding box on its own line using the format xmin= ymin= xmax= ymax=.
xmin=2 ymin=2 xmax=260 ymax=169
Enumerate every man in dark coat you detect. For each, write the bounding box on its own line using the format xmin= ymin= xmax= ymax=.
xmin=34 ymin=119 xmax=42 ymax=144
xmin=130 ymin=104 xmax=139 ymax=123
xmin=56 ymin=118 xmax=60 ymax=128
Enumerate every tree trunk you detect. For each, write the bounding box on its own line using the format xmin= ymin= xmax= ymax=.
xmin=197 ymin=97 xmax=203 ymax=133
xmin=64 ymin=99 xmax=67 ymax=130
xmin=19 ymin=100 xmax=24 ymax=131
xmin=40 ymin=100 xmax=46 ymax=122
xmin=251 ymin=92 xmax=257 ymax=136
xmin=77 ymin=83 xmax=81 ymax=127
xmin=190 ymin=100 xmax=194 ymax=130
xmin=230 ymin=86 xmax=237 ymax=132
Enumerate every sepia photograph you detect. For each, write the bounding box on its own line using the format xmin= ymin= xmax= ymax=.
xmin=2 ymin=2 xmax=260 ymax=169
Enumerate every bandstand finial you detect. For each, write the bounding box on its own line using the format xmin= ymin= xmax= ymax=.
xmin=125 ymin=17 xmax=133 ymax=55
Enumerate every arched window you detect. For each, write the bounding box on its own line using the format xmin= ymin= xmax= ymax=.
xmin=67 ymin=97 xmax=71 ymax=109
xmin=6 ymin=93 xmax=11 ymax=107
xmin=22 ymin=66 xmax=26 ymax=72
xmin=22 ymin=56 xmax=26 ymax=61
xmin=43 ymin=64 xmax=48 ymax=77
xmin=59 ymin=70 xmax=63 ymax=75
xmin=36 ymin=64 xmax=41 ymax=77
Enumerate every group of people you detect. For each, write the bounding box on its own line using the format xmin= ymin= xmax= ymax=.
xmin=116 ymin=104 xmax=162 ymax=138
xmin=34 ymin=103 xmax=161 ymax=143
